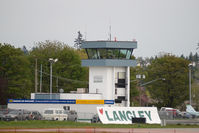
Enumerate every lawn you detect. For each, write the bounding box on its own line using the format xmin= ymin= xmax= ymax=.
xmin=0 ymin=121 xmax=199 ymax=129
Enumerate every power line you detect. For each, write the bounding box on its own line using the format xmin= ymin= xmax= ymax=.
xmin=38 ymin=70 xmax=88 ymax=84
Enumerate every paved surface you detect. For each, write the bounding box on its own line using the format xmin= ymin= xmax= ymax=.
xmin=0 ymin=128 xmax=199 ymax=133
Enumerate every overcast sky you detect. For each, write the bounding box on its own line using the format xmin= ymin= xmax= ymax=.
xmin=0 ymin=0 xmax=199 ymax=58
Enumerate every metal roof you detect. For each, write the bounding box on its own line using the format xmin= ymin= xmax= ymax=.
xmin=81 ymin=41 xmax=137 ymax=49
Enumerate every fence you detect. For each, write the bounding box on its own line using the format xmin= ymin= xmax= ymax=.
xmin=77 ymin=112 xmax=95 ymax=121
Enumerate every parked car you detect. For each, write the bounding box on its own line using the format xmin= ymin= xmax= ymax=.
xmin=91 ymin=114 xmax=100 ymax=123
xmin=66 ymin=110 xmax=78 ymax=121
xmin=180 ymin=112 xmax=192 ymax=119
xmin=0 ymin=110 xmax=4 ymax=121
xmin=2 ymin=109 xmax=30 ymax=121
xmin=160 ymin=107 xmax=178 ymax=118
xmin=43 ymin=108 xmax=68 ymax=121
xmin=29 ymin=111 xmax=43 ymax=120
xmin=0 ymin=108 xmax=16 ymax=121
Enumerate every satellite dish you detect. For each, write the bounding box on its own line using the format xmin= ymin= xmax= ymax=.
xmin=59 ymin=88 xmax=64 ymax=93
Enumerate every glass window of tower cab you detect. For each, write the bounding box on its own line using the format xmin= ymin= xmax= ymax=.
xmin=85 ymin=48 xmax=133 ymax=59
xmin=82 ymin=41 xmax=137 ymax=60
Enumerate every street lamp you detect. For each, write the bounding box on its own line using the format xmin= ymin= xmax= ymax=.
xmin=140 ymin=78 xmax=165 ymax=87
xmin=188 ymin=63 xmax=193 ymax=105
xmin=136 ymin=74 xmax=145 ymax=106
xmin=135 ymin=76 xmax=165 ymax=106
xmin=49 ymin=58 xmax=58 ymax=99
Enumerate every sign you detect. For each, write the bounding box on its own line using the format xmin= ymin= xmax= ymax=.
xmin=97 ymin=107 xmax=161 ymax=124
xmin=8 ymin=99 xmax=114 ymax=105
xmin=8 ymin=99 xmax=76 ymax=104
xmin=94 ymin=76 xmax=103 ymax=83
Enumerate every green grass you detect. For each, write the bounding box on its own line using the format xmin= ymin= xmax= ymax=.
xmin=0 ymin=121 xmax=199 ymax=129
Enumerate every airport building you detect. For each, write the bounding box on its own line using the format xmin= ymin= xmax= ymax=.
xmin=8 ymin=40 xmax=137 ymax=119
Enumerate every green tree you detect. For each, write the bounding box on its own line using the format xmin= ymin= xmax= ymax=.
xmin=146 ymin=55 xmax=189 ymax=108
xmin=30 ymin=40 xmax=88 ymax=93
xmin=0 ymin=43 xmax=32 ymax=105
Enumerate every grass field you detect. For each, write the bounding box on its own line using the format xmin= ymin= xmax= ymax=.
xmin=0 ymin=121 xmax=199 ymax=129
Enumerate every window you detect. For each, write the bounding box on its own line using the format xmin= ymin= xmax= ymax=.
xmin=85 ymin=48 xmax=134 ymax=59
xmin=63 ymin=110 xmax=69 ymax=114
xmin=113 ymin=49 xmax=120 ymax=59
xmin=116 ymin=72 xmax=126 ymax=88
xmin=55 ymin=110 xmax=59 ymax=114
xmin=86 ymin=49 xmax=98 ymax=59
xmin=126 ymin=49 xmax=132 ymax=59
xmin=118 ymin=72 xmax=125 ymax=79
xmin=44 ymin=110 xmax=53 ymax=114
xmin=119 ymin=49 xmax=127 ymax=59
xmin=97 ymin=49 xmax=107 ymax=59
xmin=107 ymin=49 xmax=114 ymax=59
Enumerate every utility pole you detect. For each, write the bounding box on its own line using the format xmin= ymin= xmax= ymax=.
xmin=35 ymin=58 xmax=38 ymax=93
xmin=56 ymin=76 xmax=58 ymax=93
xmin=40 ymin=64 xmax=42 ymax=93
xmin=189 ymin=63 xmax=192 ymax=105
xmin=50 ymin=61 xmax=52 ymax=99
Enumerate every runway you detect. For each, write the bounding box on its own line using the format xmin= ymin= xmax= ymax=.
xmin=0 ymin=128 xmax=199 ymax=133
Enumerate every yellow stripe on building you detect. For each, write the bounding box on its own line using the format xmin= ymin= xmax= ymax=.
xmin=76 ymin=100 xmax=104 ymax=104
xmin=9 ymin=99 xmax=13 ymax=103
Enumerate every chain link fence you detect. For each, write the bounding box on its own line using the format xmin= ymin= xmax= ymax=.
xmin=77 ymin=112 xmax=95 ymax=122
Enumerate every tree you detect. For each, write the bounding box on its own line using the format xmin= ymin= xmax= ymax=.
xmin=74 ymin=31 xmax=84 ymax=49
xmin=30 ymin=40 xmax=88 ymax=93
xmin=0 ymin=43 xmax=32 ymax=105
xmin=146 ymin=55 xmax=190 ymax=108
xmin=189 ymin=52 xmax=193 ymax=61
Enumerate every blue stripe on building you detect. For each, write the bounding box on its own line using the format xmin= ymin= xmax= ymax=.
xmin=8 ymin=99 xmax=114 ymax=104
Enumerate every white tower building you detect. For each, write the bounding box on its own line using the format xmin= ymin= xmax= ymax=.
xmin=81 ymin=41 xmax=137 ymax=107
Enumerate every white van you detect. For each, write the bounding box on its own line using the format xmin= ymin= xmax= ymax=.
xmin=43 ymin=108 xmax=68 ymax=121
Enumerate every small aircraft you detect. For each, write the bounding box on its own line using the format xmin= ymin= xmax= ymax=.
xmin=186 ymin=104 xmax=199 ymax=117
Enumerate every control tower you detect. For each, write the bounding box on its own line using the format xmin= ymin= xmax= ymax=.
xmin=81 ymin=41 xmax=137 ymax=107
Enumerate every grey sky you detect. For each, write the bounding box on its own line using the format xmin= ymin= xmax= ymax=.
xmin=0 ymin=0 xmax=199 ymax=58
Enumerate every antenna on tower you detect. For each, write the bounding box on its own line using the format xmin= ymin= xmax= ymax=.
xmin=84 ymin=25 xmax=87 ymax=41
xmin=109 ymin=25 xmax=111 ymax=41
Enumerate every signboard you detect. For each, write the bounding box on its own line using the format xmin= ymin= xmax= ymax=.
xmin=8 ymin=99 xmax=114 ymax=105
xmin=8 ymin=99 xmax=76 ymax=104
xmin=97 ymin=107 xmax=161 ymax=124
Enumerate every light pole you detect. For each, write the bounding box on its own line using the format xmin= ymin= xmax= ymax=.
xmin=134 ymin=76 xmax=165 ymax=106
xmin=136 ymin=74 xmax=145 ymax=106
xmin=49 ymin=58 xmax=58 ymax=99
xmin=189 ymin=63 xmax=192 ymax=105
